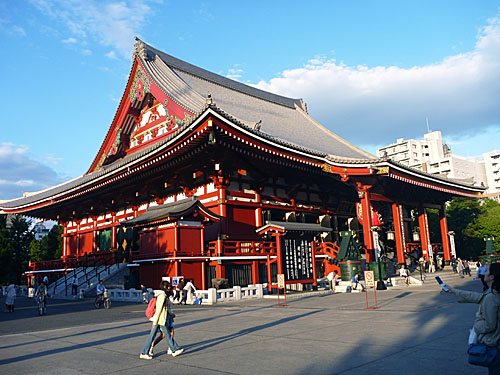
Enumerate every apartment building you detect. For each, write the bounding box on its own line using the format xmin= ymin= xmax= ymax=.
xmin=377 ymin=131 xmax=487 ymax=187
xmin=484 ymin=150 xmax=500 ymax=202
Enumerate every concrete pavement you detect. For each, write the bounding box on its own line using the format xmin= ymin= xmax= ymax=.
xmin=0 ymin=270 xmax=486 ymax=374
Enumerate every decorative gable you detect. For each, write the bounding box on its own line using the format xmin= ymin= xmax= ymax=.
xmin=129 ymin=98 xmax=184 ymax=149
xmin=91 ymin=63 xmax=194 ymax=171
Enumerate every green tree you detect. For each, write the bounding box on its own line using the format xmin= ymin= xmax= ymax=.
xmin=0 ymin=215 xmax=13 ymax=284
xmin=464 ymin=199 xmax=500 ymax=253
xmin=446 ymin=197 xmax=483 ymax=259
xmin=7 ymin=216 xmax=34 ymax=284
xmin=46 ymin=225 xmax=63 ymax=259
xmin=29 ymin=238 xmax=45 ymax=263
xmin=426 ymin=208 xmax=441 ymax=243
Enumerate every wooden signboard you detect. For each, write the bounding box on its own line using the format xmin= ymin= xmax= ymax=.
xmin=281 ymin=238 xmax=314 ymax=282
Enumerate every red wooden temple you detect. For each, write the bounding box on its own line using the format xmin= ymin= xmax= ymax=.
xmin=0 ymin=38 xmax=484 ymax=289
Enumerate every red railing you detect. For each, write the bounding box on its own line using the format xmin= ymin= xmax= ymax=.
xmin=205 ymin=240 xmax=276 ymax=256
xmin=313 ymin=241 xmax=340 ymax=259
xmin=29 ymin=250 xmax=116 ymax=272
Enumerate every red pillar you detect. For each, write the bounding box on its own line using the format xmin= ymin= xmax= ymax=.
xmin=392 ymin=203 xmax=406 ymax=264
xmin=418 ymin=207 xmax=431 ymax=261
xmin=357 ymin=183 xmax=374 ymax=263
xmin=440 ymin=206 xmax=451 ymax=261
xmin=276 ymin=233 xmax=284 ymax=275
xmin=252 ymin=261 xmax=259 ymax=284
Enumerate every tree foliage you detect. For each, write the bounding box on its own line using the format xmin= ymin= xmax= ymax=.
xmin=4 ymin=215 xmax=34 ymax=284
xmin=464 ymin=200 xmax=500 ymax=251
xmin=29 ymin=225 xmax=64 ymax=263
xmin=0 ymin=215 xmax=13 ymax=284
xmin=0 ymin=215 xmax=63 ymax=285
xmin=446 ymin=197 xmax=500 ymax=259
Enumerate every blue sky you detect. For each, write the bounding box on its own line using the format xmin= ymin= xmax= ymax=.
xmin=1 ymin=0 xmax=500 ymax=200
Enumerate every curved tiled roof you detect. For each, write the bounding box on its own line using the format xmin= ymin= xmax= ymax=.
xmin=137 ymin=39 xmax=375 ymax=160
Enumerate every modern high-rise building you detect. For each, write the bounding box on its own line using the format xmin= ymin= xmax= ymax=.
xmin=483 ymin=150 xmax=500 ymax=202
xmin=377 ymin=131 xmax=488 ymax=188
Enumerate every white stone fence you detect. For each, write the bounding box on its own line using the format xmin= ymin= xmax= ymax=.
xmin=195 ymin=284 xmax=264 ymax=305
xmin=90 ymin=284 xmax=264 ymax=305
xmin=107 ymin=288 xmax=143 ymax=302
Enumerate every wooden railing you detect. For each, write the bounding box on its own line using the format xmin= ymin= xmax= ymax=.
xmin=312 ymin=241 xmax=340 ymax=259
xmin=29 ymin=250 xmax=116 ymax=271
xmin=205 ymin=240 xmax=276 ymax=256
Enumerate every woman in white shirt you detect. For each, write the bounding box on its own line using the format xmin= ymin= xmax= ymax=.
xmin=399 ymin=266 xmax=410 ymax=286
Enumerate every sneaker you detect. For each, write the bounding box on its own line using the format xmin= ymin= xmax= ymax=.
xmin=167 ymin=348 xmax=173 ymax=355
xmin=149 ymin=347 xmax=154 ymax=357
xmin=140 ymin=353 xmax=152 ymax=360
xmin=171 ymin=348 xmax=184 ymax=357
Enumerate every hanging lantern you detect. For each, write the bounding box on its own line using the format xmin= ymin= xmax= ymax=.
xmin=386 ymin=230 xmax=395 ymax=241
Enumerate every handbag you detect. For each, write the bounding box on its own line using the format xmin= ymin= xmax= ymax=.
xmin=467 ymin=343 xmax=500 ymax=367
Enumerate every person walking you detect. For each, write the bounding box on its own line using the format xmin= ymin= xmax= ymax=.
xmin=463 ymin=260 xmax=472 ymax=277
xmin=149 ymin=287 xmax=183 ymax=356
xmin=174 ymin=278 xmax=185 ymax=304
xmin=181 ymin=279 xmax=197 ymax=305
xmin=457 ymin=258 xmax=464 ymax=278
xmin=451 ymin=257 xmax=458 ymax=273
xmin=71 ymin=275 xmax=78 ymax=296
xmin=428 ymin=256 xmax=436 ymax=273
xmin=419 ymin=256 xmax=427 ymax=273
xmin=5 ymin=283 xmax=16 ymax=312
xmin=436 ymin=254 xmax=442 ymax=271
xmin=444 ymin=262 xmax=500 ymax=374
xmin=478 ymin=262 xmax=489 ymax=292
xmin=140 ymin=281 xmax=183 ymax=359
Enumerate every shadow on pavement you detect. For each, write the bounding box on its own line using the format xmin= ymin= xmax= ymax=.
xmin=293 ymin=273 xmax=482 ymax=375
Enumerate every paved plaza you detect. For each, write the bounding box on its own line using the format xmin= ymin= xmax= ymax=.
xmin=0 ymin=271 xmax=486 ymax=374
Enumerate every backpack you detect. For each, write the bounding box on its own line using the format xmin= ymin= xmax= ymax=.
xmin=145 ymin=297 xmax=157 ymax=318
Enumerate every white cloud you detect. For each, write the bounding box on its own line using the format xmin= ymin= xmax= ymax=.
xmin=62 ymin=37 xmax=77 ymax=44
xmin=0 ymin=143 xmax=64 ymax=200
xmin=254 ymin=13 xmax=500 ymax=155
xmin=31 ymin=0 xmax=154 ymax=58
xmin=12 ymin=25 xmax=26 ymax=36
xmin=82 ymin=49 xmax=92 ymax=55
xmin=105 ymin=50 xmax=117 ymax=59
xmin=227 ymin=67 xmax=243 ymax=81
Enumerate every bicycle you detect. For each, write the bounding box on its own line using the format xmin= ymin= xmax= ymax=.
xmin=95 ymin=290 xmax=111 ymax=309
xmin=37 ymin=295 xmax=46 ymax=315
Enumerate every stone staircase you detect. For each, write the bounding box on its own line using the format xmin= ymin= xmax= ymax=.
xmin=47 ymin=263 xmax=129 ymax=300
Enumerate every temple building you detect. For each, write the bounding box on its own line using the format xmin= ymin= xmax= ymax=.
xmin=0 ymin=39 xmax=484 ymax=290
